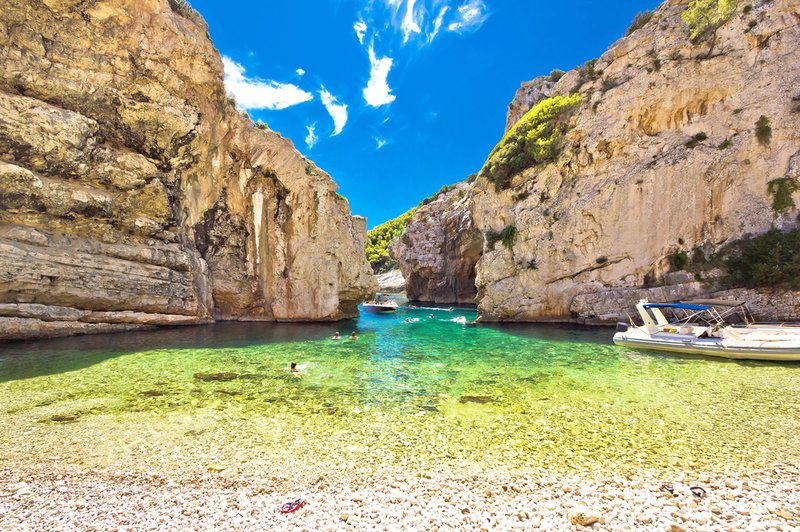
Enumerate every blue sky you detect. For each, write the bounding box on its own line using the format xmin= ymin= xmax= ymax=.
xmin=191 ymin=0 xmax=662 ymax=228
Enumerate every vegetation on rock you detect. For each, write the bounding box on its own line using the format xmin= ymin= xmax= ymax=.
xmin=479 ymin=94 xmax=582 ymax=191
xmin=366 ymin=209 xmax=416 ymax=272
xmin=767 ymin=177 xmax=799 ymax=214
xmin=626 ymin=10 xmax=655 ymax=35
xmin=755 ymin=115 xmax=772 ymax=146
xmin=419 ymin=183 xmax=459 ymax=207
xmin=720 ymin=229 xmax=800 ymax=289
xmin=485 ymin=226 xmax=518 ymax=250
xmin=549 ymin=69 xmax=565 ymax=82
xmin=685 ymin=132 xmax=708 ymax=148
xmin=681 ymin=0 xmax=740 ymax=42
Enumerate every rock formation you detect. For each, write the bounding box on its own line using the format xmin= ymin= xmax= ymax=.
xmin=389 ymin=183 xmax=482 ymax=303
xmin=0 ymin=0 xmax=376 ymax=340
xmin=472 ymin=0 xmax=800 ymax=321
xmin=504 ymin=75 xmax=555 ymax=133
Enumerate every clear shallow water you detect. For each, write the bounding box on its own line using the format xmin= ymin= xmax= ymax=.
xmin=2 ymin=303 xmax=800 ymax=476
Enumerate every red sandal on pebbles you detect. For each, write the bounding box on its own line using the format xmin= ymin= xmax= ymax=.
xmin=280 ymin=498 xmax=306 ymax=513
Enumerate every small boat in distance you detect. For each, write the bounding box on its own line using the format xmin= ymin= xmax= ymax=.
xmin=613 ymin=299 xmax=800 ymax=361
xmin=362 ymin=293 xmax=399 ymax=313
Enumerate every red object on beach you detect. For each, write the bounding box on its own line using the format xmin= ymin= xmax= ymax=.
xmin=280 ymin=498 xmax=306 ymax=513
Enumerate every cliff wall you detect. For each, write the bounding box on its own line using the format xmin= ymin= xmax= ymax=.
xmin=0 ymin=0 xmax=376 ymax=340
xmin=471 ymin=0 xmax=800 ymax=321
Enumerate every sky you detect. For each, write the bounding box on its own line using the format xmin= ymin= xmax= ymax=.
xmin=191 ymin=0 xmax=662 ymax=228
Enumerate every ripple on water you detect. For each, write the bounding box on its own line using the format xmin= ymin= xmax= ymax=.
xmin=2 ymin=307 xmax=800 ymax=476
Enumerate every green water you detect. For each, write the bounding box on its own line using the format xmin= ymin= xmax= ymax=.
xmin=2 ymin=303 xmax=800 ymax=477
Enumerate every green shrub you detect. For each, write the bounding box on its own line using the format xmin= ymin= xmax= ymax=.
xmin=668 ymin=251 xmax=689 ymax=271
xmin=627 ymin=11 xmax=655 ymax=35
xmin=721 ymin=229 xmax=800 ymax=289
xmin=745 ymin=19 xmax=757 ymax=32
xmin=419 ymin=183 xmax=459 ymax=206
xmin=527 ymin=258 xmax=539 ymax=270
xmin=365 ymin=209 xmax=416 ymax=272
xmin=549 ymin=69 xmax=565 ymax=82
xmin=755 ymin=115 xmax=771 ymax=146
xmin=578 ymin=59 xmax=603 ymax=82
xmin=743 ymin=4 xmax=752 ymax=14
xmin=479 ymin=94 xmax=582 ymax=191
xmin=168 ymin=0 xmax=202 ymax=21
xmin=595 ymin=256 xmax=608 ymax=264
xmin=767 ymin=177 xmax=800 ymax=214
xmin=485 ymin=225 xmax=517 ymax=250
xmin=717 ymin=138 xmax=733 ymax=149
xmin=500 ymin=226 xmax=517 ymax=249
xmin=685 ymin=132 xmax=708 ymax=148
xmin=681 ymin=0 xmax=740 ymax=42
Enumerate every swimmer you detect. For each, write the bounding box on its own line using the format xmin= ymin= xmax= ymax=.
xmin=405 ymin=318 xmax=411 ymax=323
xmin=428 ymin=314 xmax=434 ymax=319
xmin=331 ymin=331 xmax=341 ymax=340
xmin=290 ymin=362 xmax=302 ymax=377
xmin=349 ymin=331 xmax=358 ymax=340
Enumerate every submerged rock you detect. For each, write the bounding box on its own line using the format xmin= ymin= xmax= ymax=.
xmin=194 ymin=372 xmax=239 ymax=382
xmin=459 ymin=395 xmax=494 ymax=404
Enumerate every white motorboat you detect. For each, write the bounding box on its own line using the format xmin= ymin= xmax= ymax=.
xmin=362 ymin=293 xmax=399 ymax=313
xmin=613 ymin=299 xmax=800 ymax=361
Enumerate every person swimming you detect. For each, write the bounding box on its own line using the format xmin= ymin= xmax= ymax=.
xmin=405 ymin=318 xmax=410 ymax=323
xmin=290 ymin=362 xmax=299 ymax=372
xmin=428 ymin=314 xmax=434 ymax=319
xmin=331 ymin=332 xmax=341 ymax=340
xmin=349 ymin=331 xmax=358 ymax=340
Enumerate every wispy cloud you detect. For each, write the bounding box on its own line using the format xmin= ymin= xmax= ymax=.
xmin=374 ymin=137 xmax=388 ymax=149
xmin=429 ymin=6 xmax=450 ymax=42
xmin=296 ymin=68 xmax=306 ymax=77
xmin=401 ymin=0 xmax=421 ymax=43
xmin=319 ymin=88 xmax=348 ymax=136
xmin=364 ymin=47 xmax=396 ymax=107
xmin=222 ymin=56 xmax=313 ymax=111
xmin=305 ymin=124 xmax=318 ymax=148
xmin=354 ymin=21 xmax=367 ymax=44
xmin=447 ymin=0 xmax=488 ymax=33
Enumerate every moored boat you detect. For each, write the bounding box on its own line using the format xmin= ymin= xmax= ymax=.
xmin=613 ymin=299 xmax=800 ymax=361
xmin=362 ymin=293 xmax=399 ymax=313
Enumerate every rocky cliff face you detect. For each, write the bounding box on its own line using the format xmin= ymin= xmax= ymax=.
xmin=389 ymin=183 xmax=482 ymax=303
xmin=504 ymin=75 xmax=555 ymax=133
xmin=0 ymin=0 xmax=376 ymax=340
xmin=471 ymin=0 xmax=800 ymax=321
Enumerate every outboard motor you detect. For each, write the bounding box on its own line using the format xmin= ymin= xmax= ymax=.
xmin=616 ymin=322 xmax=629 ymax=332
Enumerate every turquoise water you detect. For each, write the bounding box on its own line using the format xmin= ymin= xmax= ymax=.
xmin=2 ymin=302 xmax=800 ymax=476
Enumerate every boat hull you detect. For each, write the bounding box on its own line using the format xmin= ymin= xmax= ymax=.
xmin=613 ymin=332 xmax=800 ymax=361
xmin=362 ymin=304 xmax=397 ymax=313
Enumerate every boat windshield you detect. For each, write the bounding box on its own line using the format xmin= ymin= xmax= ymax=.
xmin=642 ymin=302 xmax=753 ymax=327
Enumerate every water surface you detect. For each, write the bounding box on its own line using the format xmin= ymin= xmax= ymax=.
xmin=2 ymin=303 xmax=799 ymax=476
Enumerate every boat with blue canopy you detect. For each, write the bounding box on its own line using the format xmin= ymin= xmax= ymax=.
xmin=613 ymin=299 xmax=800 ymax=361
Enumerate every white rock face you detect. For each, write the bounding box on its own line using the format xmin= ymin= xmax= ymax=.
xmin=472 ymin=0 xmax=800 ymax=321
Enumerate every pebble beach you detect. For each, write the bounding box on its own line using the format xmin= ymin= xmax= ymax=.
xmin=2 ymin=460 xmax=800 ymax=530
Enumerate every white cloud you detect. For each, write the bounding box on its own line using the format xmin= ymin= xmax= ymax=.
xmin=296 ymin=68 xmax=306 ymax=77
xmin=447 ymin=0 xmax=489 ymax=33
xmin=401 ymin=0 xmax=421 ymax=43
xmin=429 ymin=6 xmax=450 ymax=42
xmin=305 ymin=124 xmax=318 ymax=148
xmin=222 ymin=56 xmax=313 ymax=111
xmin=354 ymin=21 xmax=367 ymax=44
xmin=319 ymin=88 xmax=348 ymax=136
xmin=375 ymin=137 xmax=388 ymax=149
xmin=364 ymin=46 xmax=396 ymax=107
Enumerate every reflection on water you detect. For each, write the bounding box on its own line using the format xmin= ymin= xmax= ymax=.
xmin=2 ymin=302 xmax=800 ymax=476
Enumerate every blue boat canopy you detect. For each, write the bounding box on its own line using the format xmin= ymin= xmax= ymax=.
xmin=643 ymin=302 xmax=711 ymax=311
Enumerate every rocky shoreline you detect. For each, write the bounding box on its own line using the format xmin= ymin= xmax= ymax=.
xmin=2 ymin=462 xmax=799 ymax=530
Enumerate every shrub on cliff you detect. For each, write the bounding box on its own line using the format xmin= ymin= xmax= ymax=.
xmin=479 ymin=94 xmax=582 ymax=191
xmin=366 ymin=209 xmax=416 ymax=273
xmin=626 ymin=10 xmax=655 ymax=35
xmin=681 ymin=0 xmax=740 ymax=42
xmin=720 ymin=229 xmax=800 ymax=290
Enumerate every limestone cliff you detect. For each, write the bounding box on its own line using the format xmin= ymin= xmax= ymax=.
xmin=472 ymin=0 xmax=800 ymax=321
xmin=0 ymin=0 xmax=376 ymax=340
xmin=389 ymin=183 xmax=482 ymax=303
xmin=504 ymin=75 xmax=555 ymax=133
